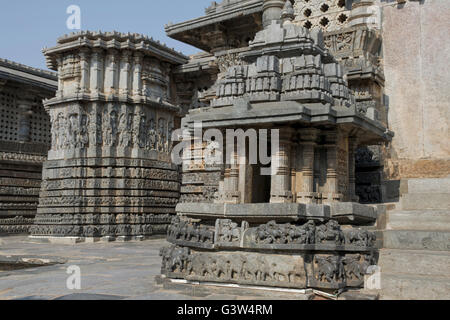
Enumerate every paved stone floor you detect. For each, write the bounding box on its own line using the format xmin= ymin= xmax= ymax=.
xmin=0 ymin=236 xmax=314 ymax=300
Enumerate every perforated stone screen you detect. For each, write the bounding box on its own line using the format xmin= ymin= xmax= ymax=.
xmin=0 ymin=91 xmax=19 ymax=142
xmin=0 ymin=89 xmax=51 ymax=144
xmin=30 ymin=101 xmax=51 ymax=145
xmin=294 ymin=0 xmax=351 ymax=31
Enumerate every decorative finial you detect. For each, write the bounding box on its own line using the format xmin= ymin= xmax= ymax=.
xmin=281 ymin=0 xmax=295 ymax=24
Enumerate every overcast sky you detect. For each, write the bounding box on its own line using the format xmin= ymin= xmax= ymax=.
xmin=0 ymin=0 xmax=213 ymax=70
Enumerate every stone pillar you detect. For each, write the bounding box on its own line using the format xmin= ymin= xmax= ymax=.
xmin=297 ymin=128 xmax=320 ymax=204
xmin=223 ymin=141 xmax=241 ymax=204
xmin=323 ymin=131 xmax=344 ymax=204
xmin=17 ymin=95 xmax=33 ymax=143
xmin=262 ymin=0 xmax=286 ymax=28
xmin=314 ymin=147 xmax=322 ymax=204
xmin=239 ymin=147 xmax=253 ymax=204
xmin=290 ymin=138 xmax=297 ymax=202
xmin=270 ymin=128 xmax=293 ymax=204
xmin=348 ymin=136 xmax=359 ymax=202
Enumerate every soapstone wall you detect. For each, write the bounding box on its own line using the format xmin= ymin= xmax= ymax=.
xmin=381 ymin=0 xmax=450 ymax=180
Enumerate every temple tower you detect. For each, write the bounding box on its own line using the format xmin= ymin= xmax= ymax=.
xmin=30 ymin=32 xmax=187 ymax=243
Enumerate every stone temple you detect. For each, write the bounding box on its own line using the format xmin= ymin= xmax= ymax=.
xmin=30 ymin=32 xmax=186 ymax=242
xmin=1 ymin=0 xmax=449 ymax=299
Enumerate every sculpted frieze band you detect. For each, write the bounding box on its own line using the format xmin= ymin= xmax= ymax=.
xmin=49 ymin=107 xmax=175 ymax=153
xmin=165 ymin=217 xmax=376 ymax=251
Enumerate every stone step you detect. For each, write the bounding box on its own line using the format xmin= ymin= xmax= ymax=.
xmin=383 ymin=230 xmax=450 ymax=251
xmin=379 ymin=273 xmax=450 ymax=300
xmin=387 ymin=210 xmax=450 ymax=231
xmin=400 ymin=193 xmax=450 ymax=210
xmin=406 ymin=177 xmax=450 ymax=194
xmin=378 ymin=249 xmax=450 ymax=276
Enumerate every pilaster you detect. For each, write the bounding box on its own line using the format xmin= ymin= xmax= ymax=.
xmin=348 ymin=136 xmax=360 ymax=202
xmin=79 ymin=48 xmax=90 ymax=95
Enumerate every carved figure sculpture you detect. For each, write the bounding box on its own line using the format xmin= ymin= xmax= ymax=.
xmin=316 ymin=255 xmax=344 ymax=283
xmin=78 ymin=114 xmax=89 ymax=148
xmin=218 ymin=219 xmax=240 ymax=243
xmin=147 ymin=118 xmax=157 ymax=150
xmin=158 ymin=118 xmax=167 ymax=152
xmin=316 ymin=220 xmax=344 ymax=245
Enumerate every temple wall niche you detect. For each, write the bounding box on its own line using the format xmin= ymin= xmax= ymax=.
xmin=382 ymin=0 xmax=450 ymax=179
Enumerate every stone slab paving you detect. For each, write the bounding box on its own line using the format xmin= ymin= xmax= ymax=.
xmin=0 ymin=236 xmax=313 ymax=300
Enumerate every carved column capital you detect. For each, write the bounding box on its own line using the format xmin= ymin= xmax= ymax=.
xmin=348 ymin=136 xmax=359 ymax=149
xmin=133 ymin=51 xmax=144 ymax=63
xmin=78 ymin=47 xmax=91 ymax=59
xmin=91 ymin=48 xmax=104 ymax=60
xmin=0 ymin=79 xmax=6 ymax=92
xmin=323 ymin=130 xmax=339 ymax=146
xmin=106 ymin=48 xmax=119 ymax=59
xmin=270 ymin=126 xmax=294 ymax=204
xmin=299 ymin=128 xmax=320 ymax=144
xmin=120 ymin=49 xmax=132 ymax=62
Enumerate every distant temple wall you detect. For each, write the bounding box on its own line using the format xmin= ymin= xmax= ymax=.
xmin=382 ymin=0 xmax=450 ymax=179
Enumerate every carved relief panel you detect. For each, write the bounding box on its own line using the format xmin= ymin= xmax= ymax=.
xmin=48 ymin=102 xmax=175 ymax=157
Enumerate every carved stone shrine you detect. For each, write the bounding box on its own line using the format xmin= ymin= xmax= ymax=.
xmin=161 ymin=0 xmax=393 ymax=291
xmin=30 ymin=32 xmax=187 ymax=242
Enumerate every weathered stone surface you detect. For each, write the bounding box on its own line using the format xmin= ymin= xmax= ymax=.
xmin=379 ymin=249 xmax=450 ymax=277
xmin=400 ymin=193 xmax=450 ymax=210
xmin=379 ymin=273 xmax=450 ymax=300
xmin=406 ymin=177 xmax=450 ymax=194
xmin=383 ymin=0 xmax=450 ymax=180
xmin=383 ymin=230 xmax=450 ymax=252
xmin=387 ymin=210 xmax=450 ymax=232
xmin=177 ymin=203 xmax=330 ymax=223
xmin=330 ymin=202 xmax=377 ymax=225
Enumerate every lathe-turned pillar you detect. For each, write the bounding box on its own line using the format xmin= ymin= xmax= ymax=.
xmin=297 ymin=128 xmax=320 ymax=204
xmin=223 ymin=140 xmax=241 ymax=204
xmin=79 ymin=48 xmax=90 ymax=94
xmin=348 ymin=136 xmax=359 ymax=202
xmin=323 ymin=130 xmax=344 ymax=204
xmin=270 ymin=128 xmax=294 ymax=204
